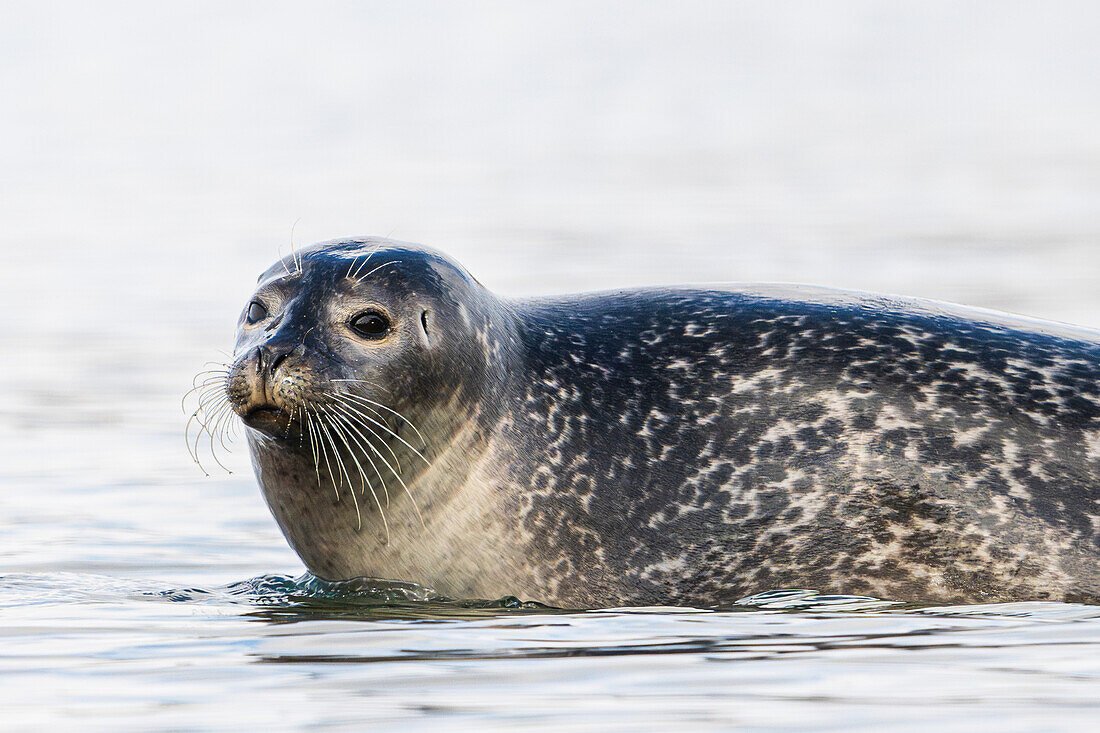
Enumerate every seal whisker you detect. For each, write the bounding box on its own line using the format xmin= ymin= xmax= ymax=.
xmin=355 ymin=260 xmax=399 ymax=283
xmin=309 ymin=407 xmax=341 ymax=503
xmin=327 ymin=377 xmax=390 ymax=394
xmin=317 ymin=415 xmax=347 ymax=492
xmin=326 ymin=404 xmax=393 ymax=504
xmin=332 ymin=406 xmax=429 ymax=531
xmin=184 ymin=388 xmax=227 ymax=474
xmin=299 ymin=408 xmax=309 ymax=448
xmin=188 ymin=373 xmax=229 ymax=391
xmin=315 ymin=412 xmax=364 ymax=532
xmin=289 ymin=217 xmax=302 ymax=274
xmin=277 ymin=244 xmax=293 ymax=276
xmin=204 ymin=400 xmax=236 ymax=473
xmin=324 ymin=407 xmax=379 ymax=501
xmin=209 ymin=391 xmax=239 ymax=449
xmin=335 ymin=394 xmax=431 ymax=465
xmin=213 ymin=402 xmax=238 ymax=455
xmin=345 ymin=255 xmax=361 ymax=279
xmin=332 ymin=388 xmax=426 ymax=445
xmin=195 ymin=392 xmax=230 ymax=438
xmin=350 ymin=243 xmax=381 ymax=280
xmin=335 ymin=389 xmax=428 ymax=445
xmin=193 ymin=384 xmax=229 ymax=417
xmin=303 ymin=406 xmax=323 ymax=493
xmin=192 ymin=367 xmax=230 ymax=381
xmin=327 ymin=408 xmax=391 ymax=505
xmin=325 ymin=410 xmax=389 ymax=539
xmin=190 ymin=409 xmax=213 ymax=473
xmin=184 ymin=414 xmax=210 ymax=475
xmin=184 ymin=402 xmax=208 ymax=449
xmin=330 ymin=403 xmax=426 ymax=528
xmin=193 ymin=376 xmax=228 ymax=400
xmin=183 ymin=393 xmax=214 ymax=438
xmin=183 ymin=370 xmax=238 ymax=475
xmin=183 ymin=378 xmax=228 ymax=406
xmin=328 ymin=394 xmax=404 ymax=472
xmin=181 ymin=374 xmax=229 ymax=413
xmin=285 ymin=406 xmax=301 ymax=442
xmin=190 ymin=392 xmax=231 ymax=441
xmin=333 ymin=398 xmax=410 ymax=447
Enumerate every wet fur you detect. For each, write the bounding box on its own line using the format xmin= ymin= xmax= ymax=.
xmin=226 ymin=239 xmax=1100 ymax=608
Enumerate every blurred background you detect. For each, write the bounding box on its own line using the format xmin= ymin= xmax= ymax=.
xmin=1 ymin=1 xmax=1098 ymax=579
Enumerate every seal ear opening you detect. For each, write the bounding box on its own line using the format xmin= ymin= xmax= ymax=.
xmin=419 ymin=310 xmax=432 ymax=346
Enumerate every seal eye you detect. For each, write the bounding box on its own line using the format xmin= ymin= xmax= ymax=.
xmin=246 ymin=301 xmax=268 ymax=324
xmin=350 ymin=310 xmax=391 ymax=339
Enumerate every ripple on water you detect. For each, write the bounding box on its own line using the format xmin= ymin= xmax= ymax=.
xmin=4 ymin=574 xmax=1100 ymax=729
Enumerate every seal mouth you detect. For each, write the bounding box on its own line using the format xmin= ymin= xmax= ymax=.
xmin=240 ymin=404 xmax=290 ymax=434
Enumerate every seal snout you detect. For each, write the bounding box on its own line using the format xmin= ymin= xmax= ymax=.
xmin=256 ymin=344 xmax=293 ymax=403
xmin=227 ymin=342 xmax=308 ymax=435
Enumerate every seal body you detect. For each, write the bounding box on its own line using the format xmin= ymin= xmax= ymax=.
xmin=225 ymin=238 xmax=1100 ymax=608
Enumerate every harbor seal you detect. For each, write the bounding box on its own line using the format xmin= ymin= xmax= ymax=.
xmin=211 ymin=237 xmax=1100 ymax=608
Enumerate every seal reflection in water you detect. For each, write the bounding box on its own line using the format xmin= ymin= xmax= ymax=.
xmin=210 ymin=238 xmax=1100 ymax=608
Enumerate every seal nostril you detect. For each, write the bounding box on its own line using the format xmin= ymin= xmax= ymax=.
xmin=269 ymin=350 xmax=290 ymax=374
xmin=256 ymin=345 xmax=290 ymax=378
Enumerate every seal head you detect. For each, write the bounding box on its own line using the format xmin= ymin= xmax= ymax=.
xmin=225 ymin=238 xmax=520 ymax=583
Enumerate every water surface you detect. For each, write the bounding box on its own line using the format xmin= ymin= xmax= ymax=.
xmin=5 ymin=571 xmax=1100 ymax=730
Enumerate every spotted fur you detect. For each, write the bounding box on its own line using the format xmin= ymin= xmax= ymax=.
xmin=502 ymin=287 xmax=1100 ymax=606
xmin=233 ymin=240 xmax=1100 ymax=608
